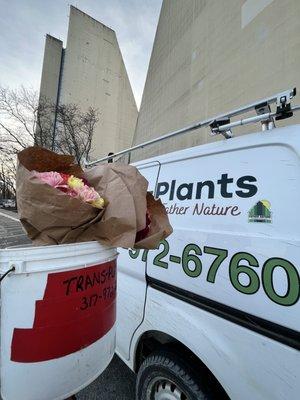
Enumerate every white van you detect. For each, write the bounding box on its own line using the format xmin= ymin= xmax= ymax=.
xmin=113 ymin=92 xmax=300 ymax=400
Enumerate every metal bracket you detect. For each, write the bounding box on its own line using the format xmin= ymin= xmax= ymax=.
xmin=210 ymin=118 xmax=232 ymax=139
xmin=275 ymin=88 xmax=296 ymax=120
xmin=255 ymin=102 xmax=275 ymax=131
xmin=9 ymin=261 xmax=25 ymax=273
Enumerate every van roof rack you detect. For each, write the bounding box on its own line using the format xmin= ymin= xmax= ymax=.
xmin=85 ymin=88 xmax=300 ymax=167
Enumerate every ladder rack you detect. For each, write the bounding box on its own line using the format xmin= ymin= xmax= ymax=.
xmin=85 ymin=88 xmax=299 ymax=167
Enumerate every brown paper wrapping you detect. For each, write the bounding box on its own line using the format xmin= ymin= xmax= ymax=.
xmin=16 ymin=147 xmax=172 ymax=249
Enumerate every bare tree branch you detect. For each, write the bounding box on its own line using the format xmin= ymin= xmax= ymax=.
xmin=0 ymin=85 xmax=99 ymax=199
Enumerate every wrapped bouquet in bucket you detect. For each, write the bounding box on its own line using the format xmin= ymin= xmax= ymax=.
xmin=0 ymin=146 xmax=172 ymax=400
xmin=16 ymin=146 xmax=172 ymax=248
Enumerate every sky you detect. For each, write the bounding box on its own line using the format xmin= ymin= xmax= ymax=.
xmin=0 ymin=0 xmax=162 ymax=107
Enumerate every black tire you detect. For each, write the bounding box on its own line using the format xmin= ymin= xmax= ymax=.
xmin=136 ymin=350 xmax=214 ymax=400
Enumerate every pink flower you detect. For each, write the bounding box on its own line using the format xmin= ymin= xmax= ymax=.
xmin=34 ymin=170 xmax=105 ymax=209
xmin=35 ymin=171 xmax=63 ymax=188
xmin=77 ymin=186 xmax=99 ymax=203
xmin=66 ymin=189 xmax=79 ymax=198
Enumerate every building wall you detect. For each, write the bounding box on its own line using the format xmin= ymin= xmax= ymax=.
xmin=132 ymin=0 xmax=300 ymax=161
xmin=36 ymin=35 xmax=63 ymax=148
xmin=39 ymin=34 xmax=63 ymax=105
xmin=38 ymin=6 xmax=137 ymax=160
xmin=59 ymin=6 xmax=137 ymax=160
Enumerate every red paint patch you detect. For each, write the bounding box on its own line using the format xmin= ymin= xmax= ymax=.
xmin=11 ymin=260 xmax=116 ymax=363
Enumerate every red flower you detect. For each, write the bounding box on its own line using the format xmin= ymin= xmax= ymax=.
xmin=135 ymin=210 xmax=151 ymax=243
xmin=59 ymin=173 xmax=70 ymax=186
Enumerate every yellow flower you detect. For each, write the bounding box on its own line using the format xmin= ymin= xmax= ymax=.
xmin=92 ymin=196 xmax=105 ymax=209
xmin=68 ymin=175 xmax=84 ymax=190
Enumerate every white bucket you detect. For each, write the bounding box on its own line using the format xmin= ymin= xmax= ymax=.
xmin=0 ymin=241 xmax=117 ymax=400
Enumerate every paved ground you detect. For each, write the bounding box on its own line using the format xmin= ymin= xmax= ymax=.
xmin=76 ymin=355 xmax=135 ymax=400
xmin=0 ymin=210 xmax=136 ymax=399
xmin=0 ymin=208 xmax=31 ymax=248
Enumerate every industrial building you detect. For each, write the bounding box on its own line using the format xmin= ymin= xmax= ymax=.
xmin=38 ymin=6 xmax=137 ymax=160
xmin=132 ymin=0 xmax=300 ymax=161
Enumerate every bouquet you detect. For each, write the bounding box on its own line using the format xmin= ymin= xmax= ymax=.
xmin=34 ymin=171 xmax=105 ymax=209
xmin=16 ymin=147 xmax=172 ymax=249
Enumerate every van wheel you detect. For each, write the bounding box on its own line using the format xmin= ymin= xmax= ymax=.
xmin=136 ymin=350 xmax=212 ymax=400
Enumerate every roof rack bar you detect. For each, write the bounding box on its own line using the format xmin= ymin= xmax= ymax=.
xmin=85 ymin=88 xmax=296 ymax=166
xmin=86 ymin=119 xmax=211 ymax=165
xmin=211 ymin=105 xmax=300 ymax=133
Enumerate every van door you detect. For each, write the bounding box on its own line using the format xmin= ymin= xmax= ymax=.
xmin=117 ymin=161 xmax=160 ymax=360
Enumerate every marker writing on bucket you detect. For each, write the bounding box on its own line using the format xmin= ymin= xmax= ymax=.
xmin=62 ymin=265 xmax=116 ymax=296
xmin=80 ymin=284 xmax=116 ymax=310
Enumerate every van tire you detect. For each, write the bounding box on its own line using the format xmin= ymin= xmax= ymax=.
xmin=136 ymin=350 xmax=213 ymax=400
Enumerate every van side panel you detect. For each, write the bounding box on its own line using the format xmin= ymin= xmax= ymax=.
xmin=118 ymin=127 xmax=300 ymax=399
xmin=132 ymin=288 xmax=300 ymax=400
xmin=146 ymin=130 xmax=300 ymax=332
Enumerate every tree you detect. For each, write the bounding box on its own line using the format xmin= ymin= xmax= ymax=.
xmin=0 ymin=86 xmax=38 ymax=153
xmin=0 ymin=85 xmax=99 ymax=196
xmin=0 ymin=153 xmax=16 ymax=199
xmin=0 ymin=85 xmax=99 ymax=161
xmin=54 ymin=104 xmax=97 ymax=164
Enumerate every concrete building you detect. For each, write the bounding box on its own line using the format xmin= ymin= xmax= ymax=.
xmin=38 ymin=6 xmax=137 ymax=159
xmin=132 ymin=0 xmax=300 ymax=161
xmin=39 ymin=35 xmax=63 ymax=110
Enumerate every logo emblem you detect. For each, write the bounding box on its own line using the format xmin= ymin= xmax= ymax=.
xmin=248 ymin=200 xmax=272 ymax=223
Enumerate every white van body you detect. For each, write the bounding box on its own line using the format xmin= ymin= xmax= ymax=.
xmin=116 ymin=125 xmax=300 ymax=400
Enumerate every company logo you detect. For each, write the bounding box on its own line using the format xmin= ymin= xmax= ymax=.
xmin=248 ymin=200 xmax=272 ymax=223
